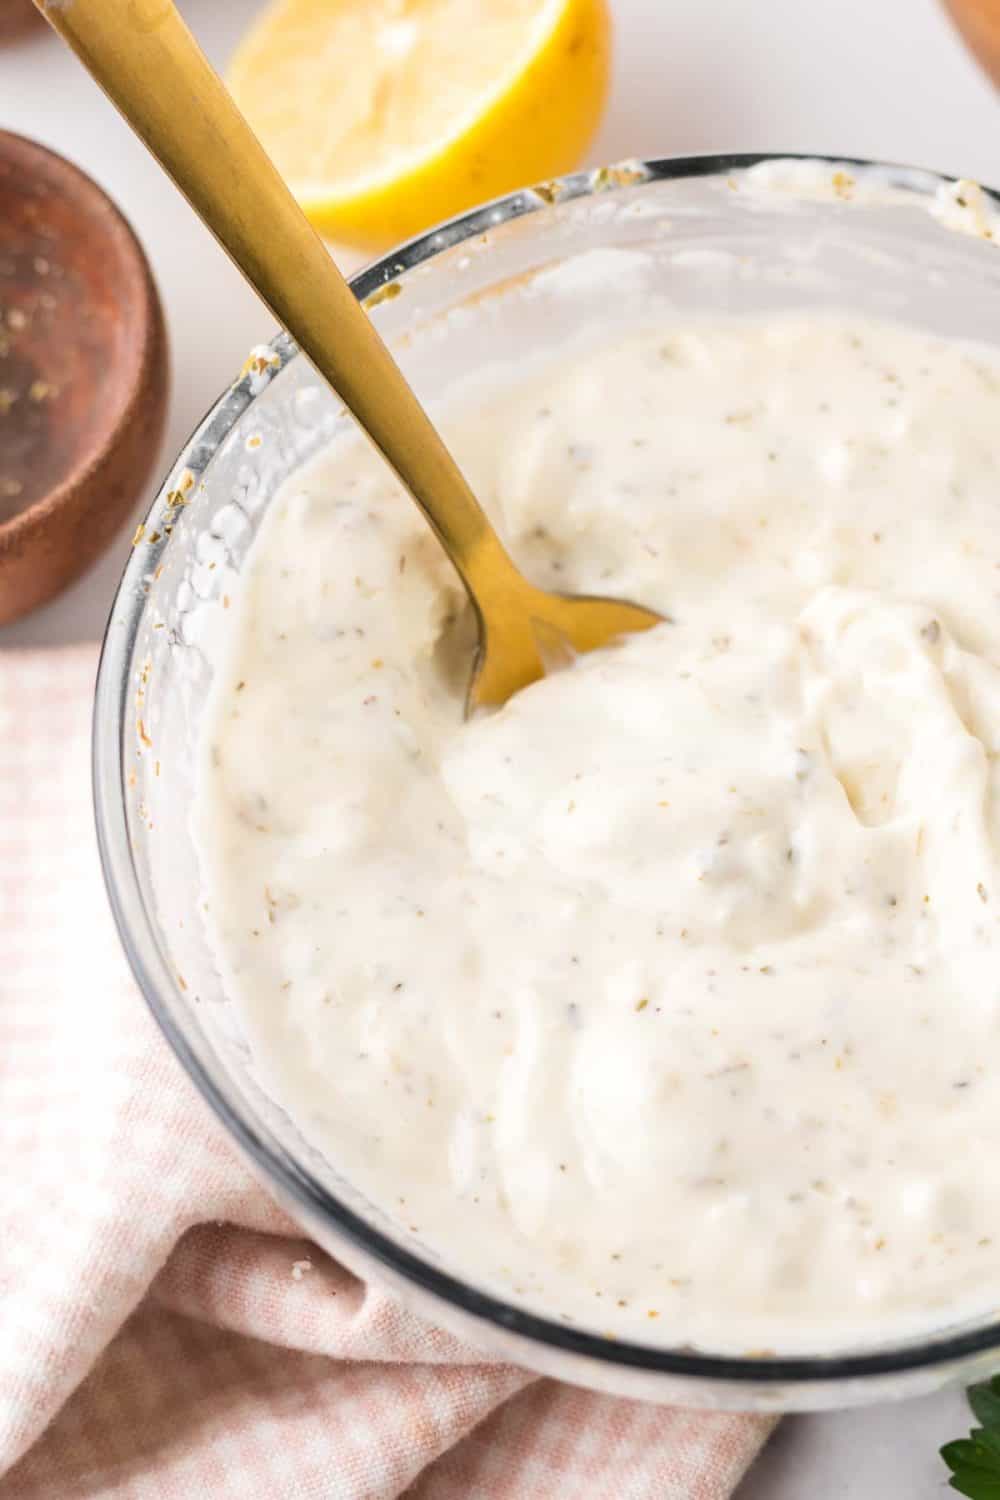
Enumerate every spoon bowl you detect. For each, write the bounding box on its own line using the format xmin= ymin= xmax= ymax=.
xmin=470 ymin=583 xmax=662 ymax=710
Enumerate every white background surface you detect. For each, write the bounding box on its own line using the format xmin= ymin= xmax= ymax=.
xmin=4 ymin=0 xmax=1000 ymax=1492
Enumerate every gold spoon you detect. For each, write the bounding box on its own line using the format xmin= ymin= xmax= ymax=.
xmin=37 ymin=0 xmax=661 ymax=711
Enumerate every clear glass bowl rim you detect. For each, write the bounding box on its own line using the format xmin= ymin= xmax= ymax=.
xmin=93 ymin=151 xmax=1000 ymax=1391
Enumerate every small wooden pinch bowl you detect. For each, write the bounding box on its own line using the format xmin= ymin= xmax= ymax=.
xmin=0 ymin=0 xmax=45 ymax=42
xmin=0 ymin=130 xmax=168 ymax=624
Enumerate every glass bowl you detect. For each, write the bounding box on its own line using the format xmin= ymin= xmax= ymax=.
xmin=94 ymin=153 xmax=1000 ymax=1413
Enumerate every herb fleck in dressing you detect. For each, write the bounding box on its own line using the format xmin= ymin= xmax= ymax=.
xmin=195 ymin=315 xmax=1000 ymax=1353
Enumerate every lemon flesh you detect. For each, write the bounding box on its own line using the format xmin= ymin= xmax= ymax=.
xmin=227 ymin=0 xmax=611 ymax=247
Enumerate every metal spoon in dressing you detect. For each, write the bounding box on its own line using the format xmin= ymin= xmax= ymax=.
xmin=37 ymin=0 xmax=661 ymax=711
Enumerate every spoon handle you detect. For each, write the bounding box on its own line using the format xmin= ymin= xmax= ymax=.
xmin=36 ymin=0 xmax=520 ymax=608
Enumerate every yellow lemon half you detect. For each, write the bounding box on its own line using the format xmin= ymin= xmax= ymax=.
xmin=227 ymin=0 xmax=611 ymax=248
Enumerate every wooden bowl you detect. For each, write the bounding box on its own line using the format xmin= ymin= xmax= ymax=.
xmin=0 ymin=130 xmax=168 ymax=624
xmin=0 ymin=0 xmax=45 ymax=43
xmin=942 ymin=0 xmax=1000 ymax=85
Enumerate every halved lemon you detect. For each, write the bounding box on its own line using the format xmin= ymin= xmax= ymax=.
xmin=227 ymin=0 xmax=611 ymax=248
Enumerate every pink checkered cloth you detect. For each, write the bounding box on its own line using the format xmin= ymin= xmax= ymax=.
xmin=0 ymin=644 xmax=775 ymax=1499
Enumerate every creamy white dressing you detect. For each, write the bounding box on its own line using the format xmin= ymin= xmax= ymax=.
xmin=194 ymin=314 xmax=1000 ymax=1353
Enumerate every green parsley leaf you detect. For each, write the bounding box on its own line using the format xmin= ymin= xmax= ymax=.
xmin=942 ymin=1379 xmax=1000 ymax=1498
xmin=971 ymin=1383 xmax=1000 ymax=1433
